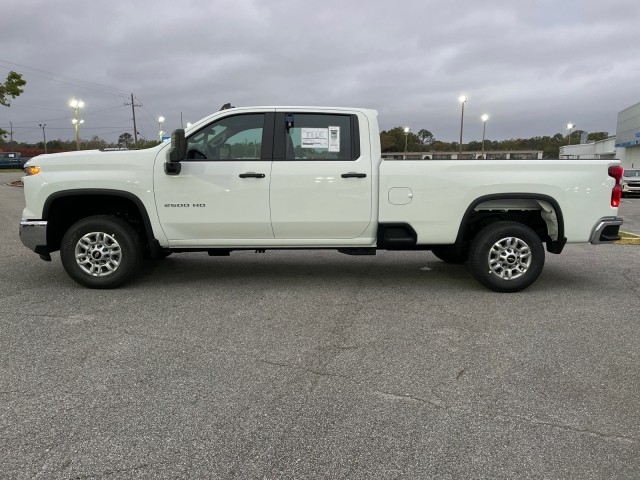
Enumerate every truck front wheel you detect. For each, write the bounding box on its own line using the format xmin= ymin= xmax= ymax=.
xmin=468 ymin=221 xmax=545 ymax=293
xmin=60 ymin=215 xmax=143 ymax=289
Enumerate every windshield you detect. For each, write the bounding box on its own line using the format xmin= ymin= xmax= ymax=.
xmin=624 ymin=169 xmax=640 ymax=177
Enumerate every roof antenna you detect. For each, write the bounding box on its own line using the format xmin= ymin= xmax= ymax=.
xmin=219 ymin=103 xmax=235 ymax=111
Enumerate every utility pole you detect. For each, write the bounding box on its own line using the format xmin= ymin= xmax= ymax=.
xmin=39 ymin=124 xmax=47 ymax=154
xmin=458 ymin=96 xmax=467 ymax=154
xmin=9 ymin=121 xmax=13 ymax=145
xmin=125 ymin=93 xmax=142 ymax=146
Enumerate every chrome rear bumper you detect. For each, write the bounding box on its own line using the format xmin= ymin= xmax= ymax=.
xmin=590 ymin=217 xmax=623 ymax=244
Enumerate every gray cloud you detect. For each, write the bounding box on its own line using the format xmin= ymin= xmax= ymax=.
xmin=2 ymin=0 xmax=639 ymax=144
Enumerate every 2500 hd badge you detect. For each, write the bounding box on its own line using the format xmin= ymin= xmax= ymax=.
xmin=164 ymin=203 xmax=206 ymax=208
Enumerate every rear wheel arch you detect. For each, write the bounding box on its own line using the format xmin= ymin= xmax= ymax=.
xmin=454 ymin=193 xmax=566 ymax=254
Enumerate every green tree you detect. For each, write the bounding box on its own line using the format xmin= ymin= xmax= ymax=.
xmin=0 ymin=71 xmax=27 ymax=143
xmin=82 ymin=135 xmax=108 ymax=150
xmin=588 ymin=132 xmax=609 ymax=142
xmin=0 ymin=71 xmax=26 ymax=107
xmin=417 ymin=129 xmax=434 ymax=149
xmin=133 ymin=139 xmax=161 ymax=149
xmin=465 ymin=140 xmax=482 ymax=151
xmin=431 ymin=140 xmax=454 ymax=151
xmin=380 ymin=130 xmax=397 ymax=152
xmin=380 ymin=127 xmax=422 ymax=153
xmin=118 ymin=132 xmax=134 ymax=148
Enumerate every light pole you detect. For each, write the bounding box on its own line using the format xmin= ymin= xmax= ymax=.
xmin=158 ymin=116 xmax=165 ymax=141
xmin=458 ymin=95 xmax=467 ymax=154
xmin=404 ymin=127 xmax=410 ymax=159
xmin=39 ymin=123 xmax=47 ymax=154
xmin=69 ymin=99 xmax=84 ymax=150
xmin=481 ymin=114 xmax=489 ymax=159
xmin=566 ymin=123 xmax=575 ymax=146
xmin=72 ymin=119 xmax=84 ymax=150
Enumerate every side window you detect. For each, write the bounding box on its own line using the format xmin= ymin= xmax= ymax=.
xmin=186 ymin=114 xmax=264 ymax=160
xmin=285 ymin=114 xmax=357 ymax=161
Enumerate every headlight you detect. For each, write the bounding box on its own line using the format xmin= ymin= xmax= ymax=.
xmin=24 ymin=165 xmax=41 ymax=176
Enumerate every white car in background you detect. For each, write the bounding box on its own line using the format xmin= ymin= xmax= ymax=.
xmin=622 ymin=169 xmax=640 ymax=196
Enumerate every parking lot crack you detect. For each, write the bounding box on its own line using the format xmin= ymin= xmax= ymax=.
xmin=371 ymin=390 xmax=639 ymax=445
xmin=493 ymin=412 xmax=640 ymax=444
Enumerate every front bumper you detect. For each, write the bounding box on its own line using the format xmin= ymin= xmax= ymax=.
xmin=19 ymin=219 xmax=50 ymax=259
xmin=589 ymin=217 xmax=623 ymax=244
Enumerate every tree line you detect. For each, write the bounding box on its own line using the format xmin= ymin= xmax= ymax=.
xmin=381 ymin=126 xmax=610 ymax=159
xmin=5 ymin=135 xmax=160 ymax=152
xmin=5 ymin=128 xmax=611 ymax=158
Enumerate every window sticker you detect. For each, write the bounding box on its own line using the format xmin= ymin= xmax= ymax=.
xmin=301 ymin=128 xmax=329 ymax=149
xmin=328 ymin=126 xmax=340 ymax=152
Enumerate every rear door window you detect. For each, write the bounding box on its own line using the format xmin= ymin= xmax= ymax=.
xmin=276 ymin=113 xmax=360 ymax=161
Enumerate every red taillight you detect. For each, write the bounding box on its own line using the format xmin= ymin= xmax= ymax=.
xmin=611 ymin=185 xmax=621 ymax=207
xmin=609 ymin=166 xmax=623 ymax=207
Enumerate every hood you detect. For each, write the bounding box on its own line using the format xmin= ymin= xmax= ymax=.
xmin=24 ymin=145 xmax=167 ymax=169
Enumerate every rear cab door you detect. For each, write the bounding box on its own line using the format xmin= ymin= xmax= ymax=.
xmin=269 ymin=109 xmax=376 ymax=243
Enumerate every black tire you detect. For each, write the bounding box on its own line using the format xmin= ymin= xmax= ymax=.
xmin=468 ymin=221 xmax=545 ymax=293
xmin=431 ymin=246 xmax=467 ymax=264
xmin=60 ymin=215 xmax=143 ymax=289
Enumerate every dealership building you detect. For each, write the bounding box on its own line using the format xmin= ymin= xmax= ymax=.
xmin=561 ymin=101 xmax=640 ymax=169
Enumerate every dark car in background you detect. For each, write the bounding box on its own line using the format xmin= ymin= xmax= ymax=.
xmin=0 ymin=152 xmax=25 ymax=170
xmin=622 ymin=169 xmax=640 ymax=197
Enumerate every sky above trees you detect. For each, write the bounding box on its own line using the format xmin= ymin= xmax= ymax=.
xmin=2 ymin=0 xmax=639 ymax=145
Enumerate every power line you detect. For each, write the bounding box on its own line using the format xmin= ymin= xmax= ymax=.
xmin=0 ymin=60 xmax=129 ymax=97
xmin=0 ymin=62 xmax=157 ymax=143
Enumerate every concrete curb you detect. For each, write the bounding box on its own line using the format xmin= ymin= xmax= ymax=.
xmin=616 ymin=231 xmax=640 ymax=245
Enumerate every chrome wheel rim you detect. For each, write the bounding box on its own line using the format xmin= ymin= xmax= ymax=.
xmin=488 ymin=236 xmax=531 ymax=280
xmin=75 ymin=232 xmax=121 ymax=277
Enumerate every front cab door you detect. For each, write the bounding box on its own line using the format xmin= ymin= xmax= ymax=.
xmin=154 ymin=111 xmax=275 ymax=244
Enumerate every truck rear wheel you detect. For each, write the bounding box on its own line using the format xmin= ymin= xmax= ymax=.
xmin=468 ymin=221 xmax=544 ymax=293
xmin=60 ymin=215 xmax=143 ymax=289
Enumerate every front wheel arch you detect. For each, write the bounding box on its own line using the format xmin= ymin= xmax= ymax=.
xmin=42 ymin=189 xmax=157 ymax=255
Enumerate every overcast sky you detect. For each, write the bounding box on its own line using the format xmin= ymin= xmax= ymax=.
xmin=2 ymin=0 xmax=640 ymax=146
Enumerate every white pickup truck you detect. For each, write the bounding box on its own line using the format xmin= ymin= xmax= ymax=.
xmin=20 ymin=106 xmax=624 ymax=292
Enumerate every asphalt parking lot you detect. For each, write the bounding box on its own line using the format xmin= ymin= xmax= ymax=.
xmin=1 ymin=172 xmax=639 ymax=479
